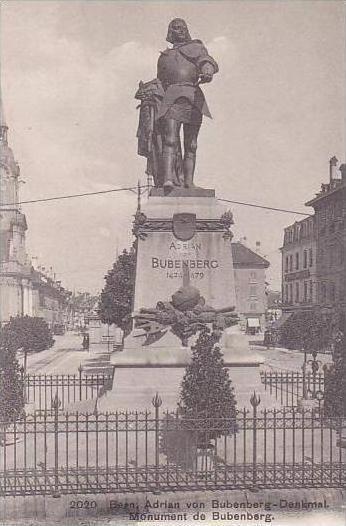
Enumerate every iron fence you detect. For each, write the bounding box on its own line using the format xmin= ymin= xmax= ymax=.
xmin=23 ymin=367 xmax=114 ymax=412
xmin=260 ymin=370 xmax=325 ymax=407
xmin=0 ymin=393 xmax=344 ymax=496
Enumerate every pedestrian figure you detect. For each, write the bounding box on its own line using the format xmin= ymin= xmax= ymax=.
xmin=82 ymin=333 xmax=90 ymax=351
xmin=264 ymin=329 xmax=273 ymax=350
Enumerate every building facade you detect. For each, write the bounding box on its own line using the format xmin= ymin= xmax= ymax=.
xmin=305 ymin=157 xmax=346 ymax=313
xmin=281 ymin=157 xmax=346 ymax=315
xmin=231 ymin=242 xmax=270 ymax=331
xmin=0 ymin=100 xmax=84 ymax=329
xmin=0 ymin=101 xmax=34 ymax=323
xmin=280 ymin=215 xmax=317 ymax=310
xmin=30 ymin=269 xmax=71 ymax=330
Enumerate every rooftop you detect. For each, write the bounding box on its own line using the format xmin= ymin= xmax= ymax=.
xmin=305 ymin=159 xmax=346 ymax=208
xmin=231 ymin=242 xmax=270 ymax=268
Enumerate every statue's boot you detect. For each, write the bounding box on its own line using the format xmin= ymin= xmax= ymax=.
xmin=162 ymin=148 xmax=175 ymax=191
xmin=183 ymin=152 xmax=196 ymax=188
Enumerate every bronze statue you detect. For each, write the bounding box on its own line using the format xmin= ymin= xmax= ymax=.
xmin=135 ymin=284 xmax=238 ymax=347
xmin=136 ymin=18 xmax=218 ymax=191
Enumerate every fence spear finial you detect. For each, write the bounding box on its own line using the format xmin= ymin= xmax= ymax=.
xmin=250 ymin=391 xmax=261 ymax=407
xmin=52 ymin=391 xmax=61 ymax=410
xmin=152 ymin=392 xmax=162 ymax=408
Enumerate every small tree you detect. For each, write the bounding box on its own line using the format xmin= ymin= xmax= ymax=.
xmin=0 ymin=343 xmax=24 ymax=423
xmin=179 ymin=329 xmax=237 ymax=445
xmin=161 ymin=330 xmax=238 ymax=468
xmin=279 ymin=309 xmax=332 ymax=351
xmin=1 ymin=316 xmax=54 ymax=371
xmin=98 ymin=247 xmax=136 ymax=334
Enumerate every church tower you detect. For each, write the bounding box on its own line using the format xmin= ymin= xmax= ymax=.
xmin=0 ymin=95 xmax=33 ymax=323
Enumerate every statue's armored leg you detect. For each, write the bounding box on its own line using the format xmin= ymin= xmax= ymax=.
xmin=162 ymin=119 xmax=180 ymax=191
xmin=183 ymin=124 xmax=200 ymax=188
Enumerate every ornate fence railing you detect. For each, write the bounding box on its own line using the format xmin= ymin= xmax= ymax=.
xmin=22 ymin=367 xmax=115 ymax=412
xmin=0 ymin=393 xmax=344 ymax=496
xmin=260 ymin=371 xmax=325 ymax=407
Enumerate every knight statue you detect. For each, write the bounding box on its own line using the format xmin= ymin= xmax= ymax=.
xmin=135 ymin=18 xmax=219 ymax=192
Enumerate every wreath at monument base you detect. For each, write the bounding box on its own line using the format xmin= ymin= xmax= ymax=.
xmin=135 ymin=284 xmax=239 ymax=346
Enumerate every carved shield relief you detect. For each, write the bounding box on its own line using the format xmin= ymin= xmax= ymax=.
xmin=172 ymin=213 xmax=196 ymax=241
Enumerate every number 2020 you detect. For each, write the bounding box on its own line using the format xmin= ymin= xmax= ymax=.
xmin=70 ymin=500 xmax=97 ymax=509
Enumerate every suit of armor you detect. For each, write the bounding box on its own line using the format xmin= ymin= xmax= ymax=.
xmin=156 ymin=41 xmax=218 ymax=122
xmin=157 ymin=32 xmax=218 ymax=190
xmin=135 ymin=19 xmax=218 ymax=191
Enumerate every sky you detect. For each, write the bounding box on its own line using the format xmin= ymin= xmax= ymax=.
xmin=1 ymin=0 xmax=345 ymax=294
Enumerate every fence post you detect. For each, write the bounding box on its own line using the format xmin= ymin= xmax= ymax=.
xmin=78 ymin=365 xmax=83 ymax=401
xmin=310 ymin=351 xmax=320 ymax=398
xmin=302 ymin=350 xmax=307 ymax=399
xmin=152 ymin=392 xmax=162 ymax=492
xmin=20 ymin=365 xmax=27 ymax=404
xmin=250 ymin=391 xmax=261 ymax=489
xmin=52 ymin=392 xmax=61 ymax=498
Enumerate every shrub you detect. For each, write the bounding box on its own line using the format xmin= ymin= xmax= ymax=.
xmin=0 ymin=344 xmax=24 ymax=423
xmin=279 ymin=309 xmax=332 ymax=351
xmin=323 ymin=313 xmax=346 ymax=417
xmin=179 ymin=329 xmax=237 ymax=445
xmin=1 ymin=316 xmax=54 ymax=357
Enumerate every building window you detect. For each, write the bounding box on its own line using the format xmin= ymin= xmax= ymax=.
xmin=329 ymin=246 xmax=335 ymax=267
xmin=295 ymin=252 xmax=299 ymax=270
xmin=250 ymin=271 xmax=257 ymax=280
xmin=319 ymin=210 xmax=326 ymax=234
xmin=329 ymin=282 xmax=335 ymax=302
xmin=289 ymin=283 xmax=293 ymax=303
xmin=250 ymin=285 xmax=257 ymax=297
xmin=285 ymin=284 xmax=289 ymax=303
xmin=321 ymin=283 xmax=326 ymax=304
xmin=250 ymin=303 xmax=257 ymax=311
xmin=303 ymin=250 xmax=307 ymax=269
xmin=309 ymin=280 xmax=313 ymax=302
xmin=289 ymin=255 xmax=293 ymax=272
xmin=295 ymin=282 xmax=299 ymax=303
xmin=309 ymin=248 xmax=313 ymax=267
xmin=285 ymin=257 xmax=288 ymax=273
xmin=303 ymin=282 xmax=308 ymax=302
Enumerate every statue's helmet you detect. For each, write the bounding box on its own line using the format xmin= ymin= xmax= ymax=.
xmin=166 ymin=18 xmax=191 ymax=44
xmin=171 ymin=285 xmax=201 ymax=312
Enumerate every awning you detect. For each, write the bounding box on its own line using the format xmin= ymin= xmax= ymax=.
xmin=247 ymin=318 xmax=260 ymax=328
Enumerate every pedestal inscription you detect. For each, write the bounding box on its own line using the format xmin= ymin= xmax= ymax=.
xmin=133 ymin=196 xmax=236 ymax=312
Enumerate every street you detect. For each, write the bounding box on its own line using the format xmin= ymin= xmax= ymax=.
xmin=251 ymin=344 xmax=332 ymax=372
xmin=18 ymin=332 xmax=89 ymax=375
xmin=18 ymin=331 xmax=332 ymax=377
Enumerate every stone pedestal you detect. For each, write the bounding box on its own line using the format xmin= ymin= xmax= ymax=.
xmin=133 ymin=192 xmax=236 ymax=311
xmin=104 ymin=190 xmax=273 ymax=412
xmin=107 ymin=327 xmax=276 ymax=411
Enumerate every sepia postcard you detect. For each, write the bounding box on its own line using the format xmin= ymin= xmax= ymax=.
xmin=0 ymin=1 xmax=345 ymax=525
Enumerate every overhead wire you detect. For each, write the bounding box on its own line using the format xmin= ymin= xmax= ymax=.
xmin=218 ymin=198 xmax=310 ymax=217
xmin=0 ymin=184 xmax=311 ymax=216
xmin=0 ymin=186 xmax=139 ymax=207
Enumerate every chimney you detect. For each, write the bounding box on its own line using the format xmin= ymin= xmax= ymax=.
xmin=329 ymin=156 xmax=338 ymax=182
xmin=340 ymin=164 xmax=346 ymax=182
xmin=255 ymin=241 xmax=261 ymax=253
